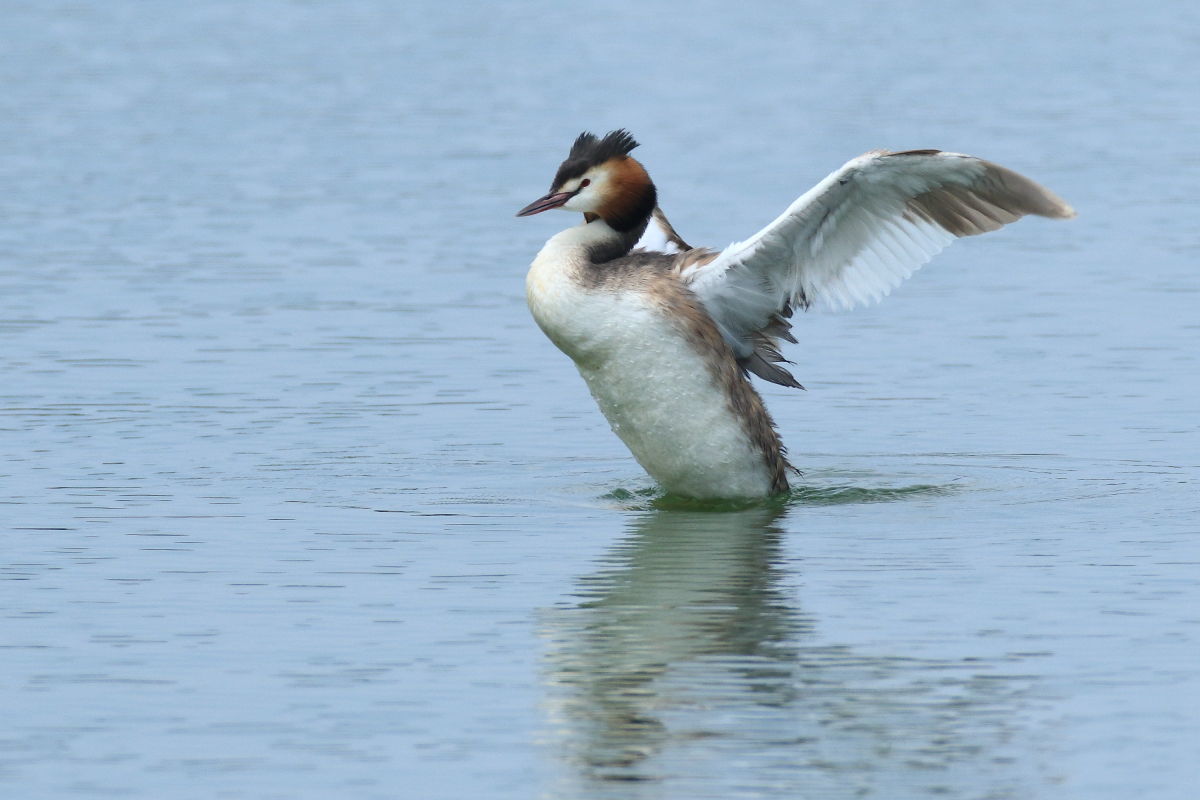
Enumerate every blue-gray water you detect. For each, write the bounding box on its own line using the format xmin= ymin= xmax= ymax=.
xmin=2 ymin=1 xmax=1198 ymax=798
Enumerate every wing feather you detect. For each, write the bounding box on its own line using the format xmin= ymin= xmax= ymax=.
xmin=681 ymin=150 xmax=1074 ymax=383
xmin=633 ymin=206 xmax=691 ymax=253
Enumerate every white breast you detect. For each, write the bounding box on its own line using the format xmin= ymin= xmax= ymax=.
xmin=526 ymin=229 xmax=774 ymax=499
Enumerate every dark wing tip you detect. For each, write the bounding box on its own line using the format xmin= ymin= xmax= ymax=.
xmin=651 ymin=207 xmax=692 ymax=252
xmin=885 ymin=149 xmax=1076 ymax=223
xmin=902 ymin=157 xmax=1076 ymax=237
xmin=981 ymin=160 xmax=1076 ymax=220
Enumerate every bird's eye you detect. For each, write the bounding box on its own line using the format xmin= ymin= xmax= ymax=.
xmin=579 ymin=179 xmax=591 ymax=188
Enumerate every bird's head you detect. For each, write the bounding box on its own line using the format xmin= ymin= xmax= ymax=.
xmin=517 ymin=129 xmax=656 ymax=233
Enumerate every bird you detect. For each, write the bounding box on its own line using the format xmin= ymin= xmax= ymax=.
xmin=517 ymin=130 xmax=1074 ymax=500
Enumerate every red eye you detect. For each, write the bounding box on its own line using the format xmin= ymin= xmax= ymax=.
xmin=580 ymin=179 xmax=591 ymax=188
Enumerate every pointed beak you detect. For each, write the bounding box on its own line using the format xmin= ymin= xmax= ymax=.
xmin=516 ymin=190 xmax=574 ymax=217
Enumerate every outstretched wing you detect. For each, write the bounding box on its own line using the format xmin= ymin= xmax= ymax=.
xmin=681 ymin=149 xmax=1075 ymax=387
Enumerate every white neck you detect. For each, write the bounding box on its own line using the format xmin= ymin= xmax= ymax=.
xmin=540 ymin=218 xmax=645 ymax=267
xmin=546 ymin=218 xmax=619 ymax=249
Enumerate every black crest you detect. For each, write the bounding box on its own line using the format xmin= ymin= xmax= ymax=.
xmin=552 ymin=129 xmax=640 ymax=189
xmin=569 ymin=129 xmax=639 ymax=163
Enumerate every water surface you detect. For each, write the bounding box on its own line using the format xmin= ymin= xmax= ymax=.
xmin=1 ymin=1 xmax=1198 ymax=798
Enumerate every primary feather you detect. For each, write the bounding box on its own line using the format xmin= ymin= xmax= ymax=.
xmin=679 ymin=149 xmax=1076 ymax=385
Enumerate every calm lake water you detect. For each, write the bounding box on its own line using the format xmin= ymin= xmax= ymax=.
xmin=2 ymin=1 xmax=1198 ymax=798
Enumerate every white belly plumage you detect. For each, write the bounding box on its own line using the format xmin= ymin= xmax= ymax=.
xmin=527 ymin=248 xmax=773 ymax=499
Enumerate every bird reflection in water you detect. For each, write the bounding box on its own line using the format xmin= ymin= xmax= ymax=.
xmin=541 ymin=507 xmax=802 ymax=778
xmin=539 ymin=507 xmax=1047 ymax=798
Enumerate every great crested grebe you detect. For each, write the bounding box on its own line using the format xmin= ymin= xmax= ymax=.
xmin=518 ymin=130 xmax=1073 ymax=499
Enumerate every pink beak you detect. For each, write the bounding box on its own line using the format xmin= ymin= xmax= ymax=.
xmin=516 ymin=190 xmax=574 ymax=217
